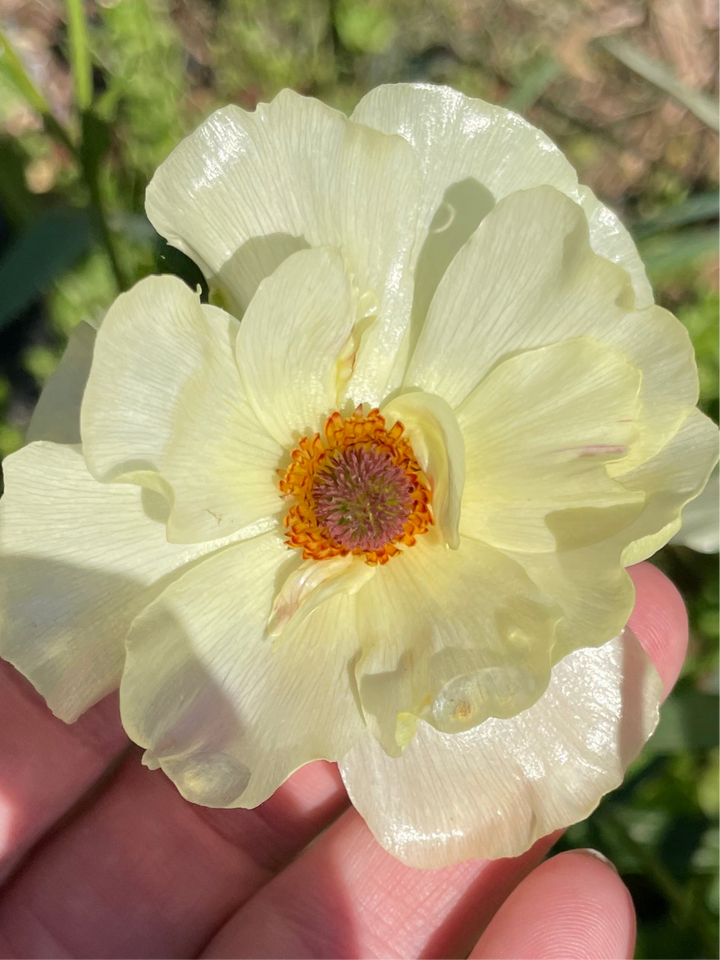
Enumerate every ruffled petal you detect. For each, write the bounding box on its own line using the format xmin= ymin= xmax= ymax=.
xmin=340 ymin=628 xmax=661 ymax=868
xmin=407 ymin=186 xmax=696 ymax=471
xmin=354 ymin=531 xmax=560 ymax=756
xmin=26 ymin=321 xmax=96 ymax=445
xmin=351 ymin=85 xmax=653 ymax=347
xmin=81 ymin=274 xmax=283 ymax=543
xmin=146 ymin=89 xmax=423 ymax=404
xmin=575 ymin=183 xmax=653 ymax=308
xmin=617 ymin=409 xmax=719 ymax=565
xmin=120 ymin=533 xmax=366 ymax=808
xmin=236 ymin=247 xmax=358 ymax=447
xmin=671 ymin=466 xmax=719 ymax=554
xmin=267 ymin=554 xmax=375 ymax=638
xmin=497 ymin=412 xmax=718 ymax=661
xmin=457 ymin=337 xmax=644 ymax=553
xmin=381 ymin=391 xmax=465 ymax=549
xmin=0 ymin=442 xmax=245 ymax=721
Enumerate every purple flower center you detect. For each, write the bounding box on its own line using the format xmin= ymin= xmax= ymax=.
xmin=312 ymin=444 xmax=414 ymax=552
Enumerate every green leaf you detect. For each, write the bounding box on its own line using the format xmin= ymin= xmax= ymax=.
xmin=65 ymin=0 xmax=93 ymax=111
xmin=505 ymin=54 xmax=563 ymax=114
xmin=647 ymin=691 xmax=719 ymax=755
xmin=0 ymin=139 xmax=37 ymax=227
xmin=0 ymin=25 xmax=76 ymax=154
xmin=597 ymin=36 xmax=719 ymax=132
xmin=633 ymin=192 xmax=719 ymax=240
xmin=638 ymin=226 xmax=718 ymax=285
xmin=0 ymin=208 xmax=93 ymax=331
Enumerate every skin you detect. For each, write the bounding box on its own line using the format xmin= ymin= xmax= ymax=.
xmin=0 ymin=561 xmax=687 ymax=960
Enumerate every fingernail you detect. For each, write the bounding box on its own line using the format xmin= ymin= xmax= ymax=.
xmin=577 ymin=847 xmax=619 ymax=872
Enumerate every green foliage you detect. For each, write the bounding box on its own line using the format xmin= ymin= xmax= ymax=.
xmin=335 ymin=1 xmax=396 ymax=54
xmin=94 ymin=0 xmax=187 ymax=180
xmin=0 ymin=208 xmax=93 ymax=331
xmin=678 ymin=291 xmax=720 ymax=419
xmin=211 ymin=0 xmax=337 ymax=103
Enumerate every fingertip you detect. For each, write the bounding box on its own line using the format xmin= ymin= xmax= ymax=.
xmin=628 ymin=561 xmax=688 ymax=701
xmin=470 ymin=849 xmax=636 ymax=960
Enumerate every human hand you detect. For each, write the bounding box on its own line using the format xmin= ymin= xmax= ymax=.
xmin=0 ymin=562 xmax=686 ymax=960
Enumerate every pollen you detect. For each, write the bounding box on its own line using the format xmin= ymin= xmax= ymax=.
xmin=279 ymin=407 xmax=433 ymax=565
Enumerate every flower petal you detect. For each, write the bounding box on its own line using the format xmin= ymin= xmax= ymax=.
xmin=496 ymin=412 xmax=718 ymax=662
xmin=267 ymin=554 xmax=375 ymax=638
xmin=340 ymin=628 xmax=661 ymax=868
xmin=671 ymin=466 xmax=719 ymax=554
xmin=236 ymin=247 xmax=359 ymax=448
xmin=351 ymin=84 xmax=653 ymax=341
xmin=146 ymin=89 xmax=422 ymax=404
xmin=575 ymin=183 xmax=653 ymax=308
xmin=81 ymin=274 xmax=283 ymax=542
xmin=354 ymin=531 xmax=560 ymax=756
xmin=617 ymin=408 xmax=719 ymax=565
xmin=0 ymin=442 xmax=244 ymax=721
xmin=121 ymin=533 xmax=366 ymax=808
xmin=501 ymin=540 xmax=636 ymax=663
xmin=457 ymin=336 xmax=644 ymax=554
xmin=407 ymin=186 xmax=696 ymax=470
xmin=26 ymin=321 xmax=96 ymax=445
xmin=381 ymin=391 xmax=465 ymax=549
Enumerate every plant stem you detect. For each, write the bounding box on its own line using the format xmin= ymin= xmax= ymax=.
xmin=65 ymin=0 xmax=93 ymax=112
xmin=83 ymin=148 xmax=126 ymax=292
xmin=0 ymin=26 xmax=77 ymax=155
xmin=64 ymin=0 xmax=125 ymax=291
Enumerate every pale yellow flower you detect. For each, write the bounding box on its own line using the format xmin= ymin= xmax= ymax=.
xmin=670 ymin=466 xmax=719 ymax=553
xmin=2 ymin=85 xmax=717 ymax=868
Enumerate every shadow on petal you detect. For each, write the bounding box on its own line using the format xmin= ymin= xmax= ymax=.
xmin=214 ymin=232 xmax=310 ymax=316
xmin=409 ymin=177 xmax=495 ymax=360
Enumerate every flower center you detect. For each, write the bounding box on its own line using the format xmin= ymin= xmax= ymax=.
xmin=280 ymin=407 xmax=433 ymax=565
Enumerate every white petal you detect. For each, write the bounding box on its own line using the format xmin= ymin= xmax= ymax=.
xmin=267 ymin=554 xmax=375 ymax=638
xmin=407 ymin=186 xmax=696 ymax=470
xmin=576 ymin=184 xmax=653 ymax=308
xmin=237 ymin=247 xmax=359 ymax=447
xmin=121 ymin=533 xmax=366 ymax=807
xmin=26 ymin=321 xmax=96 ymax=445
xmin=341 ymin=628 xmax=661 ymax=868
xmin=354 ymin=532 xmax=560 ymax=755
xmin=497 ymin=414 xmax=718 ymax=661
xmin=617 ymin=409 xmax=719 ymax=565
xmin=382 ymin=391 xmax=465 ymax=549
xmin=81 ymin=274 xmax=283 ymax=542
xmin=352 ymin=84 xmax=653 ymax=349
xmin=457 ymin=337 xmax=643 ymax=553
xmin=0 ymin=442 xmax=242 ymax=721
xmin=671 ymin=467 xmax=719 ymax=553
xmin=146 ymin=89 xmax=422 ymax=404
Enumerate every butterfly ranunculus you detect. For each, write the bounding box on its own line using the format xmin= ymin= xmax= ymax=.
xmin=2 ymin=84 xmax=716 ymax=868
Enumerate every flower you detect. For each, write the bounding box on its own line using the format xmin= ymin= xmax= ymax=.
xmin=2 ymin=84 xmax=717 ymax=869
xmin=670 ymin=465 xmax=719 ymax=553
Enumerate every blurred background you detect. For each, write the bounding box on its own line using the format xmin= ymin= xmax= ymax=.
xmin=0 ymin=0 xmax=717 ymax=956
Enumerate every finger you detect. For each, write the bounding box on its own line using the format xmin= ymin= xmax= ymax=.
xmin=470 ymin=849 xmax=636 ymax=959
xmin=0 ymin=662 xmax=127 ymax=883
xmin=627 ymin=561 xmax=688 ymax=700
xmin=0 ymin=560 xmax=687 ymax=959
xmin=203 ymin=561 xmax=689 ymax=960
xmin=203 ymin=808 xmax=558 ymax=960
xmin=0 ymin=754 xmax=348 ymax=959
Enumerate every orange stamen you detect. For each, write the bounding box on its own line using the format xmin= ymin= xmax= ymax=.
xmin=279 ymin=406 xmax=433 ymax=565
